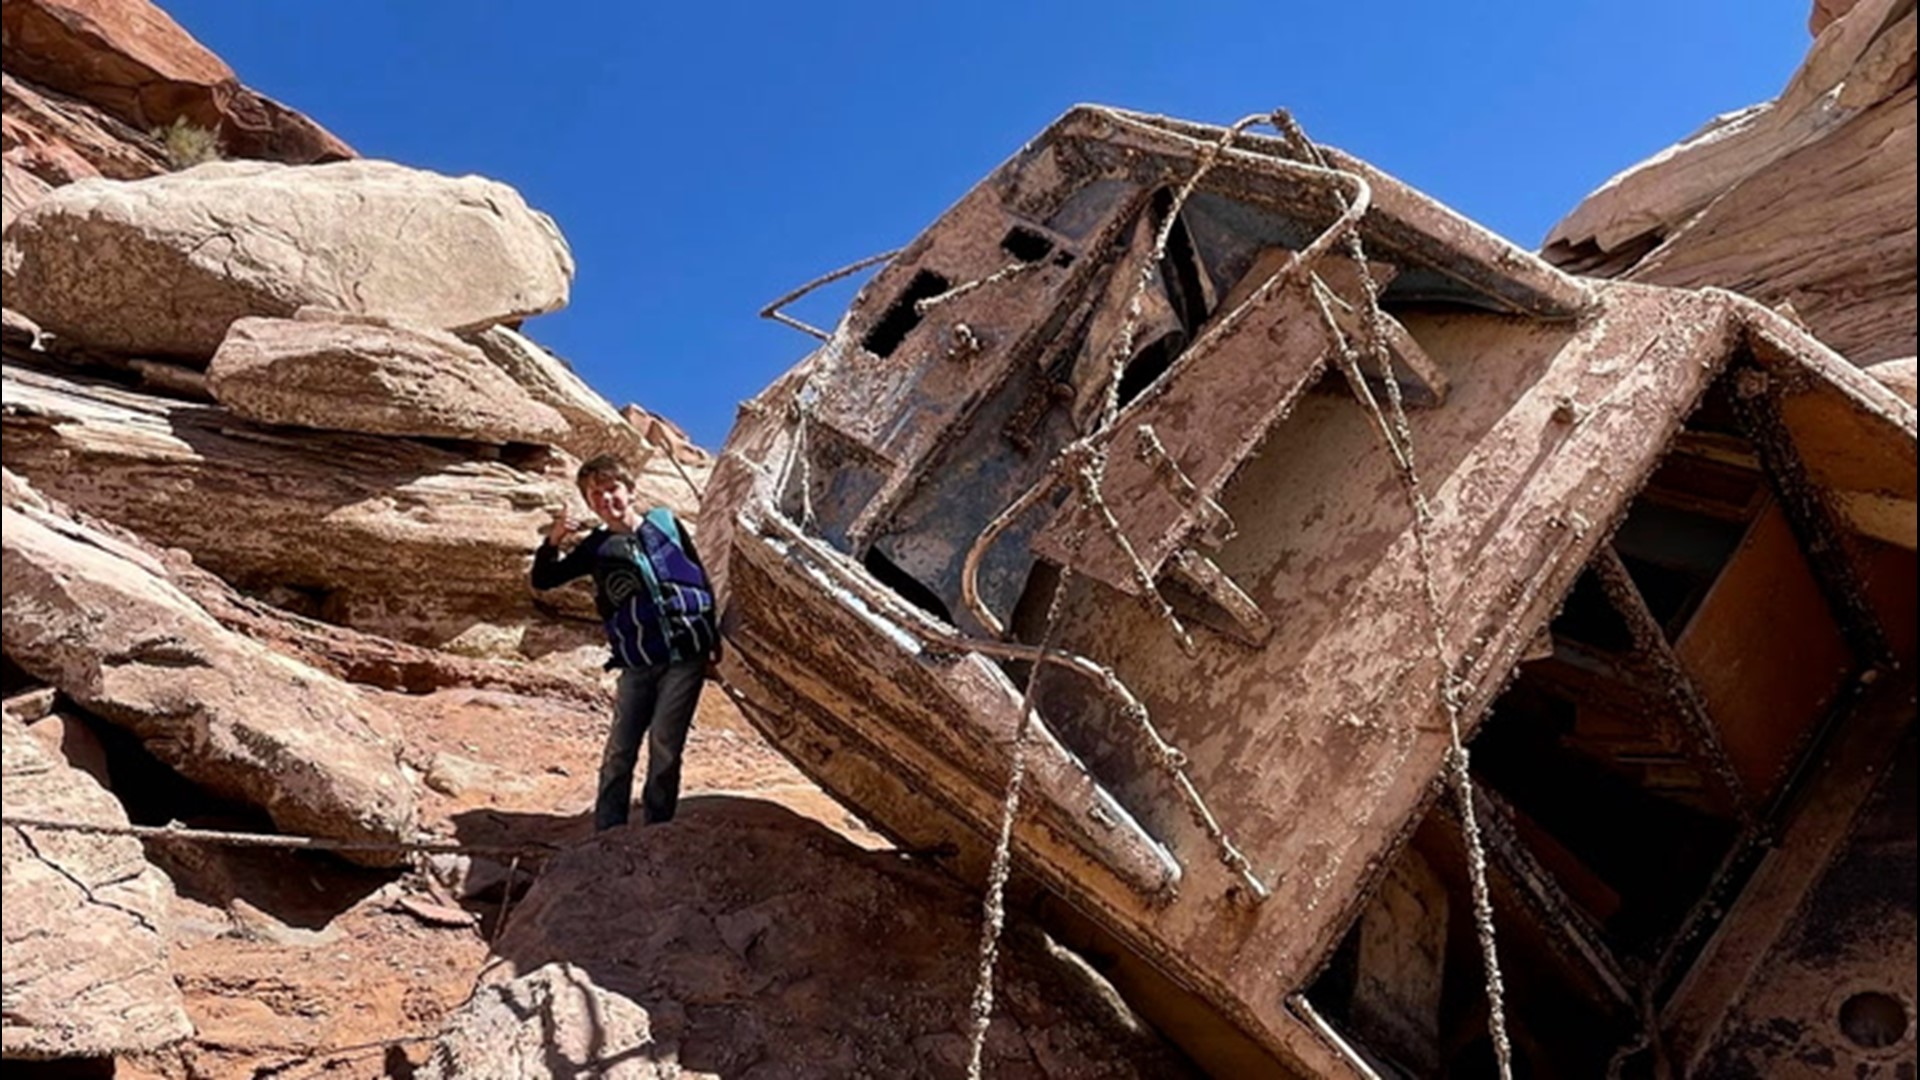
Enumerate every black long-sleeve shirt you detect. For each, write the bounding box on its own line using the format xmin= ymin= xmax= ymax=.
xmin=532 ymin=512 xmax=714 ymax=666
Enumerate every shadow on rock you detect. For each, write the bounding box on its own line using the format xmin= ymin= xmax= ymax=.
xmin=424 ymin=795 xmax=1199 ymax=1079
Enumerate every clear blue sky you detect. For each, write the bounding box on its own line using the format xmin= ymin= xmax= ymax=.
xmin=165 ymin=1 xmax=1810 ymax=449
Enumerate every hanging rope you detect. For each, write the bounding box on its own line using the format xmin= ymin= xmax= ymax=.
xmin=950 ymin=108 xmax=1379 ymax=906
xmin=755 ymin=107 xmax=1514 ymax=1077
xmin=1279 ymin=104 xmax=1516 ymax=1080
xmin=962 ymin=112 xmax=1285 ymax=1078
xmin=635 ymin=423 xmax=707 ymax=503
xmin=915 ymin=259 xmax=1047 ymax=315
xmin=1 ymin=814 xmax=558 ymax=861
xmin=1136 ymin=425 xmax=1234 ymax=544
xmin=963 ymin=479 xmax=1094 ymax=1080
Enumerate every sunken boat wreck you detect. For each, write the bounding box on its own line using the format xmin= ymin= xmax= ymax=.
xmin=703 ymin=107 xmax=1916 ymax=1077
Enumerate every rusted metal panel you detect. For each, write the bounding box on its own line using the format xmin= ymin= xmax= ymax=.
xmin=1675 ymin=500 xmax=1854 ymax=802
xmin=1081 ymin=110 xmax=1591 ymax=320
xmin=1860 ymin=537 xmax=1919 ymax=661
xmin=1593 ymin=546 xmax=1753 ymax=819
xmin=1665 ymin=678 xmax=1916 ymax=1075
xmin=1778 ymin=378 xmax=1918 ymax=552
xmin=1025 ymin=258 xmax=1352 ymax=594
xmin=724 ymin=527 xmax=1181 ymax=902
xmin=1025 ymin=286 xmax=1740 ymax=1020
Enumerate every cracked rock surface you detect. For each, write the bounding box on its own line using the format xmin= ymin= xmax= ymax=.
xmin=2 ymin=158 xmax=574 ymax=359
xmin=1 ymin=712 xmax=191 ymax=1060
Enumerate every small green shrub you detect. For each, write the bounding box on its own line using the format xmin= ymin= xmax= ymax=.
xmin=154 ymin=117 xmax=223 ymax=170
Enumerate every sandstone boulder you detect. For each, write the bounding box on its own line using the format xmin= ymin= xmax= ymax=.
xmin=0 ymin=0 xmax=350 ymax=165
xmin=3 ymin=159 xmax=575 ymax=359
xmin=468 ymin=324 xmax=654 ymax=464
xmin=2 ymin=154 xmax=56 ymax=231
xmin=2 ymin=714 xmax=191 ymax=1060
xmin=1544 ymin=0 xmax=1916 ymax=363
xmin=485 ymin=798 xmax=1198 ymax=1079
xmin=419 ymin=963 xmax=705 ymax=1080
xmin=1 ymin=474 xmax=418 ymax=863
xmin=209 ymin=315 xmax=568 ymax=444
xmin=0 ymin=363 xmax=620 ymax=649
xmin=621 ymin=401 xmax=714 ymax=469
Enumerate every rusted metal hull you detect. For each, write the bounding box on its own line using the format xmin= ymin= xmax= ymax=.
xmin=706 ymin=107 xmax=1918 ymax=1076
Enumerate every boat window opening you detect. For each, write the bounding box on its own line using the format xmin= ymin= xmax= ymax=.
xmin=1114 ymin=330 xmax=1190 ymax=408
xmin=1547 ymin=570 xmax=1635 ymax=655
xmin=862 ymin=269 xmax=952 ymax=358
xmin=1001 ymin=225 xmax=1055 ymax=264
xmin=1153 ymin=200 xmax=1212 ymax=337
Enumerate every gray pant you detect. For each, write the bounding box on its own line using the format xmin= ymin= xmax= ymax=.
xmin=596 ymin=659 xmax=705 ymax=830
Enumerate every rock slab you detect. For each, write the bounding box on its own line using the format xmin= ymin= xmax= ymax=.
xmin=419 ymin=962 xmax=706 ymax=1080
xmin=209 ymin=315 xmax=567 ymax=444
xmin=1 ymin=471 xmax=418 ymax=863
xmin=2 ymin=713 xmax=191 ymax=1060
xmin=0 ymin=0 xmax=350 ymax=164
xmin=481 ymin=798 xmax=1197 ymax=1079
xmin=4 ymin=158 xmax=575 ymax=358
xmin=1544 ymin=0 xmax=1916 ymax=364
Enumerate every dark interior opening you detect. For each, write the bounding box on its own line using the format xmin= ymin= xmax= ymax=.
xmin=1115 ymin=329 xmax=1189 ymax=407
xmin=1550 ymin=570 xmax=1634 ymax=654
xmin=499 ymin=440 xmax=562 ymax=472
xmin=8 ymin=1059 xmax=117 ymax=1079
xmin=1838 ymin=990 xmax=1909 ymax=1049
xmin=1001 ymin=225 xmax=1055 ymax=263
xmin=1109 ymin=190 xmax=1217 ymax=409
xmin=861 ymin=544 xmax=954 ymax=626
xmin=1612 ymin=498 xmax=1750 ymax=636
xmin=3 ymin=653 xmax=38 ymax=697
xmin=73 ymin=707 xmax=272 ymax=830
xmin=1306 ymin=807 xmax=1632 ymax=1078
xmin=1150 ymin=189 xmax=1213 ymax=336
xmin=15 ymin=699 xmax=398 ymax=926
xmin=1006 ymin=559 xmax=1064 ymax=651
xmin=861 ymin=269 xmax=951 ymax=358
xmin=1472 ymin=687 xmax=1738 ymax=954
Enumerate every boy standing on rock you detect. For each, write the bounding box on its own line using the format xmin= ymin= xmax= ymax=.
xmin=532 ymin=454 xmax=717 ymax=830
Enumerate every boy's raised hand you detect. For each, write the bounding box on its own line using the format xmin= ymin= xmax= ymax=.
xmin=545 ymin=506 xmax=574 ymax=546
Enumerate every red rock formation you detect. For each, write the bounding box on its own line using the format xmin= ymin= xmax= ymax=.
xmin=471 ymin=798 xmax=1198 ymax=1079
xmin=1 ymin=73 xmax=167 ymax=183
xmin=2 ymin=713 xmax=191 ymax=1060
xmin=0 ymin=0 xmax=351 ymax=166
xmin=1544 ymin=0 xmax=1916 ymax=364
xmin=621 ymin=402 xmax=713 ymax=468
xmin=1811 ymin=0 xmax=1864 ymax=35
xmin=2 ymin=470 xmax=419 ymax=864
